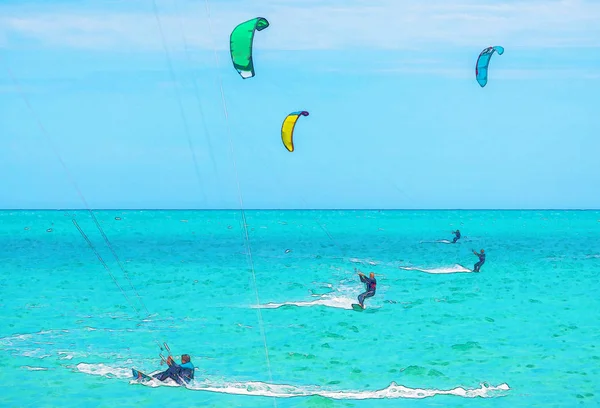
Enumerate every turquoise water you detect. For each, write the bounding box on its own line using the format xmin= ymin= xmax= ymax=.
xmin=1 ymin=210 xmax=598 ymax=407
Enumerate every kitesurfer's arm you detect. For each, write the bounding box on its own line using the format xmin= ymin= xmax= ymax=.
xmin=166 ymin=356 xmax=181 ymax=368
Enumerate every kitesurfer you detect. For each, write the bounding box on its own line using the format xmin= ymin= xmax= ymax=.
xmin=356 ymin=268 xmax=377 ymax=309
xmin=472 ymin=249 xmax=486 ymax=272
xmin=153 ymin=354 xmax=195 ymax=385
xmin=452 ymin=230 xmax=461 ymax=243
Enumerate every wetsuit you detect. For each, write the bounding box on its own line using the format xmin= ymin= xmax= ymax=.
xmin=358 ymin=275 xmax=377 ymax=307
xmin=153 ymin=360 xmax=195 ymax=385
xmin=452 ymin=231 xmax=461 ymax=243
xmin=473 ymin=252 xmax=486 ymax=272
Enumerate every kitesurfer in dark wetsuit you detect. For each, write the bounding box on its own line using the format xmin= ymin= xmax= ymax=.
xmin=472 ymin=249 xmax=485 ymax=272
xmin=153 ymin=354 xmax=195 ymax=385
xmin=452 ymin=229 xmax=461 ymax=243
xmin=356 ymin=268 xmax=377 ymax=309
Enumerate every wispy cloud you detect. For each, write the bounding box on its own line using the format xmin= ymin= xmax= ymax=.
xmin=1 ymin=0 xmax=600 ymax=52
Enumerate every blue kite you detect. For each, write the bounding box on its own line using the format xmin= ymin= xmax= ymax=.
xmin=475 ymin=46 xmax=504 ymax=87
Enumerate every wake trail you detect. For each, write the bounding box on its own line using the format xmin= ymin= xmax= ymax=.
xmin=75 ymin=363 xmax=510 ymax=400
xmin=399 ymin=264 xmax=474 ymax=274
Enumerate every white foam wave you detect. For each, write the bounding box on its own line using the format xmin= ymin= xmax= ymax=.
xmin=254 ymin=295 xmax=355 ymax=310
xmin=22 ymin=366 xmax=49 ymax=371
xmin=399 ymin=264 xmax=473 ymax=274
xmin=21 ymin=349 xmax=52 ymax=359
xmin=0 ymin=333 xmax=33 ymax=346
xmin=420 ymin=239 xmax=454 ymax=244
xmin=75 ymin=363 xmax=132 ymax=379
xmin=58 ymin=350 xmax=90 ymax=360
xmin=349 ymin=258 xmax=379 ymax=266
xmin=150 ymin=379 xmax=510 ymax=400
xmin=76 ymin=363 xmax=509 ymax=400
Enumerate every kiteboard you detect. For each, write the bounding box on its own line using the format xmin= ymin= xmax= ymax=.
xmin=351 ymin=303 xmax=364 ymax=311
xmin=132 ymin=368 xmax=153 ymax=381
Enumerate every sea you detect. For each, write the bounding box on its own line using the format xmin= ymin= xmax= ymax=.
xmin=0 ymin=209 xmax=598 ymax=407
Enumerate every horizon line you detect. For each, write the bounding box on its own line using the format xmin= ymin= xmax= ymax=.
xmin=1 ymin=208 xmax=598 ymax=212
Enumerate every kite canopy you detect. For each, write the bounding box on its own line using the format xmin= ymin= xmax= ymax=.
xmin=475 ymin=46 xmax=504 ymax=87
xmin=230 ymin=17 xmax=270 ymax=79
xmin=281 ymin=111 xmax=309 ymax=152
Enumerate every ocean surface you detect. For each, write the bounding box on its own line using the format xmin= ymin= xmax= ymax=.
xmin=0 ymin=209 xmax=598 ymax=407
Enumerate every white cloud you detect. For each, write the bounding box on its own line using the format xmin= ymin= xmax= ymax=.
xmin=0 ymin=0 xmax=599 ymax=53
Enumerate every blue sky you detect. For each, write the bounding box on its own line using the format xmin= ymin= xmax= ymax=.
xmin=1 ymin=0 xmax=599 ymax=209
